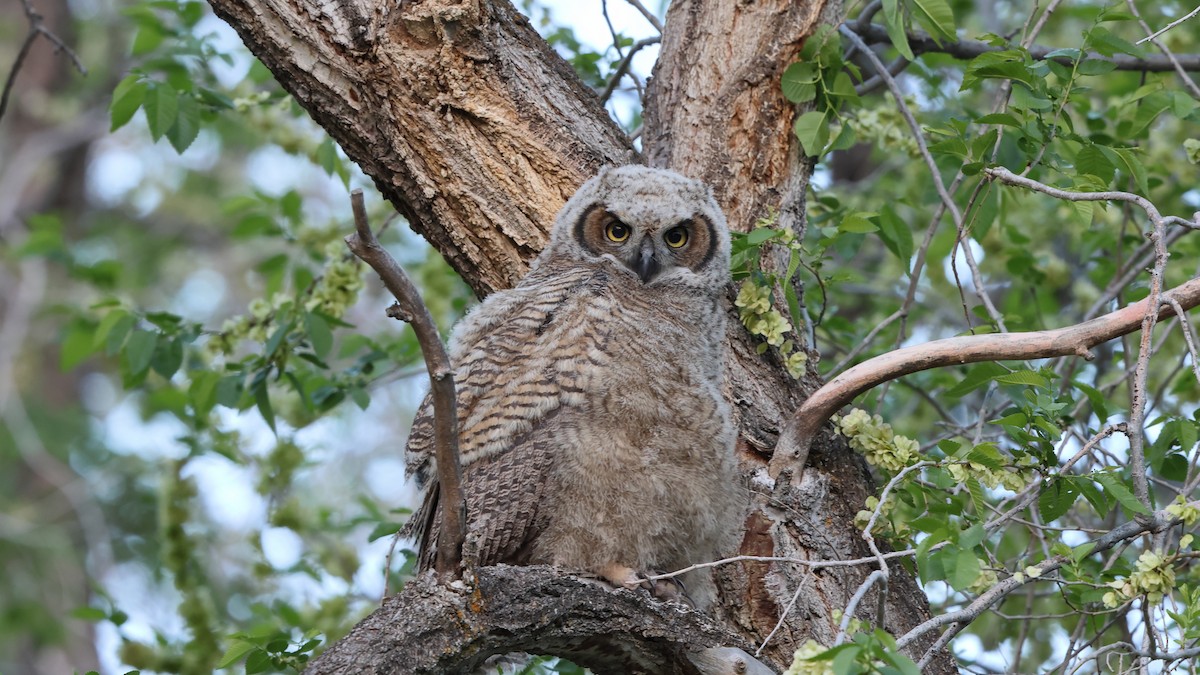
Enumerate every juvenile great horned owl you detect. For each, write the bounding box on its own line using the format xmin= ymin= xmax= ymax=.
xmin=405 ymin=165 xmax=741 ymax=607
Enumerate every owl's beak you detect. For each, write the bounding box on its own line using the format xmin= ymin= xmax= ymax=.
xmin=633 ymin=237 xmax=660 ymax=284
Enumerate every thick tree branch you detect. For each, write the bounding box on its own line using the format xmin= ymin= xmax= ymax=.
xmin=206 ymin=0 xmax=634 ymax=297
xmin=771 ymin=276 xmax=1200 ymax=477
xmin=306 ymin=565 xmax=772 ymax=674
xmin=346 ymin=189 xmax=465 ymax=578
xmin=853 ymin=21 xmax=1200 ymax=72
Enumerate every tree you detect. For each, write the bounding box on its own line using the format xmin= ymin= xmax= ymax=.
xmin=3 ymin=0 xmax=1200 ymax=673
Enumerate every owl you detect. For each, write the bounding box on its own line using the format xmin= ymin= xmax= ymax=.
xmin=404 ymin=165 xmax=742 ymax=608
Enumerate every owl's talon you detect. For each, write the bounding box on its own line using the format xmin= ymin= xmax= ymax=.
xmin=599 ymin=562 xmax=652 ymax=592
xmin=649 ymin=572 xmax=696 ymax=608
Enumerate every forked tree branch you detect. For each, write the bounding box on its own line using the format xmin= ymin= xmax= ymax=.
xmin=770 ymin=276 xmax=1200 ymax=477
xmin=345 ymin=189 xmax=465 ymax=578
xmin=0 ymin=0 xmax=87 ymax=121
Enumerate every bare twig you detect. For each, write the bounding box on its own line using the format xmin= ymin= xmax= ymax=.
xmin=770 ymin=276 xmax=1200 ymax=477
xmin=599 ymin=36 xmax=661 ymax=103
xmin=623 ymin=0 xmax=663 ymax=33
xmin=895 ymin=510 xmax=1177 ymax=650
xmin=1 ymin=0 xmax=87 ymax=122
xmin=345 ymin=189 xmax=465 ymax=578
xmin=1125 ymin=0 xmax=1200 ymax=99
xmin=838 ymin=25 xmax=1008 ymax=333
xmin=852 ymin=22 xmax=1200 ymax=72
xmin=1135 ymin=4 xmax=1200 ymax=45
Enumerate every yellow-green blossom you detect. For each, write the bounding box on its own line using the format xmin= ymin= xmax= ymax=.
xmin=834 ymin=408 xmax=919 ymax=472
xmin=735 ymin=279 xmax=771 ymax=315
xmin=968 ymin=568 xmax=999 ymax=595
xmin=785 ymin=350 xmax=808 ymax=378
xmin=1166 ymin=495 xmax=1200 ymax=526
xmin=1104 ymin=549 xmax=1177 ymax=607
xmin=784 ymin=640 xmax=834 ymax=675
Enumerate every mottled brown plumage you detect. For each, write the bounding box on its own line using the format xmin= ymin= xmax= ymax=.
xmin=405 ymin=166 xmax=742 ymax=607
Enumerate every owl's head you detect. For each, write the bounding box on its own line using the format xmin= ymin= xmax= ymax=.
xmin=542 ymin=165 xmax=731 ymax=291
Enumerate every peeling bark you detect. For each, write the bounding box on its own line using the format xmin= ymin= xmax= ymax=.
xmin=204 ymin=0 xmax=955 ymax=672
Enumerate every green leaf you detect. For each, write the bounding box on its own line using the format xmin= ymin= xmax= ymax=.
xmin=110 ymin=75 xmax=147 ymax=131
xmin=264 ymin=319 xmax=293 ymax=356
xmin=214 ymin=374 xmax=244 ymax=408
xmin=840 ymin=211 xmax=878 ymax=234
xmin=123 ymin=330 xmax=157 ymax=379
xmin=255 ymin=382 xmax=277 ymax=433
xmin=793 ymin=110 xmax=829 ymax=157
xmin=151 ymin=336 xmax=183 ymax=379
xmin=71 ymin=606 xmax=108 ymax=622
xmin=1112 ymin=148 xmax=1150 ymax=194
xmin=1073 ymin=380 xmax=1109 ymax=421
xmin=349 ymin=387 xmax=370 ymax=410
xmin=945 ymin=362 xmax=1008 ymax=397
xmin=216 ymin=640 xmax=259 ymax=669
xmin=781 ymin=62 xmax=819 ymax=103
xmin=305 ymin=312 xmax=333 ymax=359
xmin=911 ymin=0 xmax=956 ymax=40
xmin=143 ymin=83 xmax=179 ymax=141
xmin=368 ymin=522 xmax=403 ymax=542
xmin=166 ymin=94 xmax=201 ymax=153
xmin=948 ymin=547 xmax=981 ymax=591
xmin=881 ymin=0 xmax=914 ymax=60
xmin=131 ymin=24 xmax=164 ymax=56
xmin=744 ymin=228 xmax=779 ymax=246
xmin=1093 ymin=472 xmax=1151 ymax=515
xmin=1076 ymin=144 xmax=1115 ymax=182
xmin=189 ymin=370 xmax=220 ymax=416
xmin=959 ymin=523 xmax=986 ymax=549
xmin=99 ymin=313 xmax=136 ymax=356
xmin=61 ymin=324 xmax=98 ymax=371
xmin=966 ymin=443 xmax=1006 ymax=470
xmin=1039 ymin=477 xmax=1080 ymax=522
xmin=994 ymin=369 xmax=1048 ymax=389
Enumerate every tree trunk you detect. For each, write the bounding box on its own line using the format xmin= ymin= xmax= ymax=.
xmin=204 ymin=0 xmax=955 ymax=671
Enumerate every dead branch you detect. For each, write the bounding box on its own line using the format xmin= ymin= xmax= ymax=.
xmin=770 ymin=276 xmax=1200 ymax=477
xmin=305 ymin=564 xmax=774 ymax=675
xmin=852 ymin=21 xmax=1200 ymax=72
xmin=0 ymin=0 xmax=86 ymax=121
xmin=345 ymin=189 xmax=465 ymax=578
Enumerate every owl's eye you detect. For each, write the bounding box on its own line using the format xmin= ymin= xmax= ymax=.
xmin=664 ymin=225 xmax=689 ymax=248
xmin=605 ymin=221 xmax=630 ymax=242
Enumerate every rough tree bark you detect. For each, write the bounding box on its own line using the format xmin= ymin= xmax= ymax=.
xmin=203 ymin=0 xmax=955 ymax=671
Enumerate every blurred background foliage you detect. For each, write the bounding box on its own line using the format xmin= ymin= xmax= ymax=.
xmin=1 ymin=0 xmax=1199 ymax=672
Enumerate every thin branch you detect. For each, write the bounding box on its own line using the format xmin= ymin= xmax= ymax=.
xmin=1135 ymin=4 xmax=1200 ymax=45
xmin=770 ymin=276 xmax=1200 ymax=477
xmin=984 ymin=167 xmax=1171 ymax=509
xmin=852 ymin=22 xmax=1200 ymax=72
xmin=838 ymin=25 xmax=1008 ymax=333
xmin=1125 ymin=0 xmax=1200 ymax=99
xmin=0 ymin=0 xmax=87 ymax=122
xmin=599 ymin=36 xmax=661 ymax=103
xmin=345 ymin=189 xmax=465 ymax=578
xmin=895 ymin=510 xmax=1177 ymax=650
xmin=623 ymin=0 xmax=663 ymax=34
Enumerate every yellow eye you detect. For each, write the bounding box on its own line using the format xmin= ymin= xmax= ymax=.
xmin=664 ymin=225 xmax=688 ymax=248
xmin=605 ymin=221 xmax=630 ymax=242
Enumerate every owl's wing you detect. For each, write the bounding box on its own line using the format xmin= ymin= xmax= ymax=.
xmin=403 ymin=264 xmax=609 ymax=570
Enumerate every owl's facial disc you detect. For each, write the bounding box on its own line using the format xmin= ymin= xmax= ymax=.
xmin=575 ymin=204 xmax=717 ymax=285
